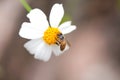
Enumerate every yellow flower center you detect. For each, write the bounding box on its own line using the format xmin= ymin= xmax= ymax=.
xmin=43 ymin=27 xmax=61 ymax=45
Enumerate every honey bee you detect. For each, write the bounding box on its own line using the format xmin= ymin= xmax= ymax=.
xmin=56 ymin=33 xmax=69 ymax=51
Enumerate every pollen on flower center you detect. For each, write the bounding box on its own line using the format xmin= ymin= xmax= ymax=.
xmin=43 ymin=27 xmax=61 ymax=45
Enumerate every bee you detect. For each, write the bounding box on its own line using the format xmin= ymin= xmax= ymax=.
xmin=56 ymin=33 xmax=69 ymax=51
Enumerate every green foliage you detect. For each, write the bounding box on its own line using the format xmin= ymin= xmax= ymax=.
xmin=20 ymin=0 xmax=32 ymax=12
xmin=60 ymin=14 xmax=72 ymax=25
xmin=117 ymin=0 xmax=120 ymax=9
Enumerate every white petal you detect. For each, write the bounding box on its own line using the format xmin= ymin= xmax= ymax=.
xmin=19 ymin=22 xmax=43 ymax=39
xmin=34 ymin=42 xmax=52 ymax=62
xmin=24 ymin=39 xmax=52 ymax=61
xmin=52 ymin=44 xmax=69 ymax=56
xmin=24 ymin=39 xmax=43 ymax=54
xmin=49 ymin=3 xmax=64 ymax=27
xmin=59 ymin=21 xmax=71 ymax=29
xmin=27 ymin=8 xmax=49 ymax=31
xmin=59 ymin=25 xmax=76 ymax=34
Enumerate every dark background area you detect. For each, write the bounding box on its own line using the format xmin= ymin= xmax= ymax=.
xmin=0 ymin=0 xmax=120 ymax=80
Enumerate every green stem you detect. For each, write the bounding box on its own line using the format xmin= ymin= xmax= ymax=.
xmin=20 ymin=0 xmax=32 ymax=12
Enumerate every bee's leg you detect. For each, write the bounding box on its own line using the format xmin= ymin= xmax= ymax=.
xmin=55 ymin=42 xmax=59 ymax=46
xmin=55 ymin=38 xmax=60 ymax=46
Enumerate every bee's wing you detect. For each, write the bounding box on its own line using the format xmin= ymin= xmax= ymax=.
xmin=66 ymin=40 xmax=71 ymax=47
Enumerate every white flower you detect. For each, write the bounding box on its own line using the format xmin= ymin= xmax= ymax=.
xmin=19 ymin=3 xmax=76 ymax=61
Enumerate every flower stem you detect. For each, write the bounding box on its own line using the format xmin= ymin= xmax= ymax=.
xmin=20 ymin=0 xmax=32 ymax=12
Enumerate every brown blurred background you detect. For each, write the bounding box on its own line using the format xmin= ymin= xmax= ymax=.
xmin=0 ymin=0 xmax=120 ymax=80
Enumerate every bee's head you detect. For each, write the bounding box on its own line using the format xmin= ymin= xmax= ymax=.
xmin=57 ymin=33 xmax=64 ymax=40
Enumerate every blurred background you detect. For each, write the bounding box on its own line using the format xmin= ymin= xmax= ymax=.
xmin=0 ymin=0 xmax=120 ymax=80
